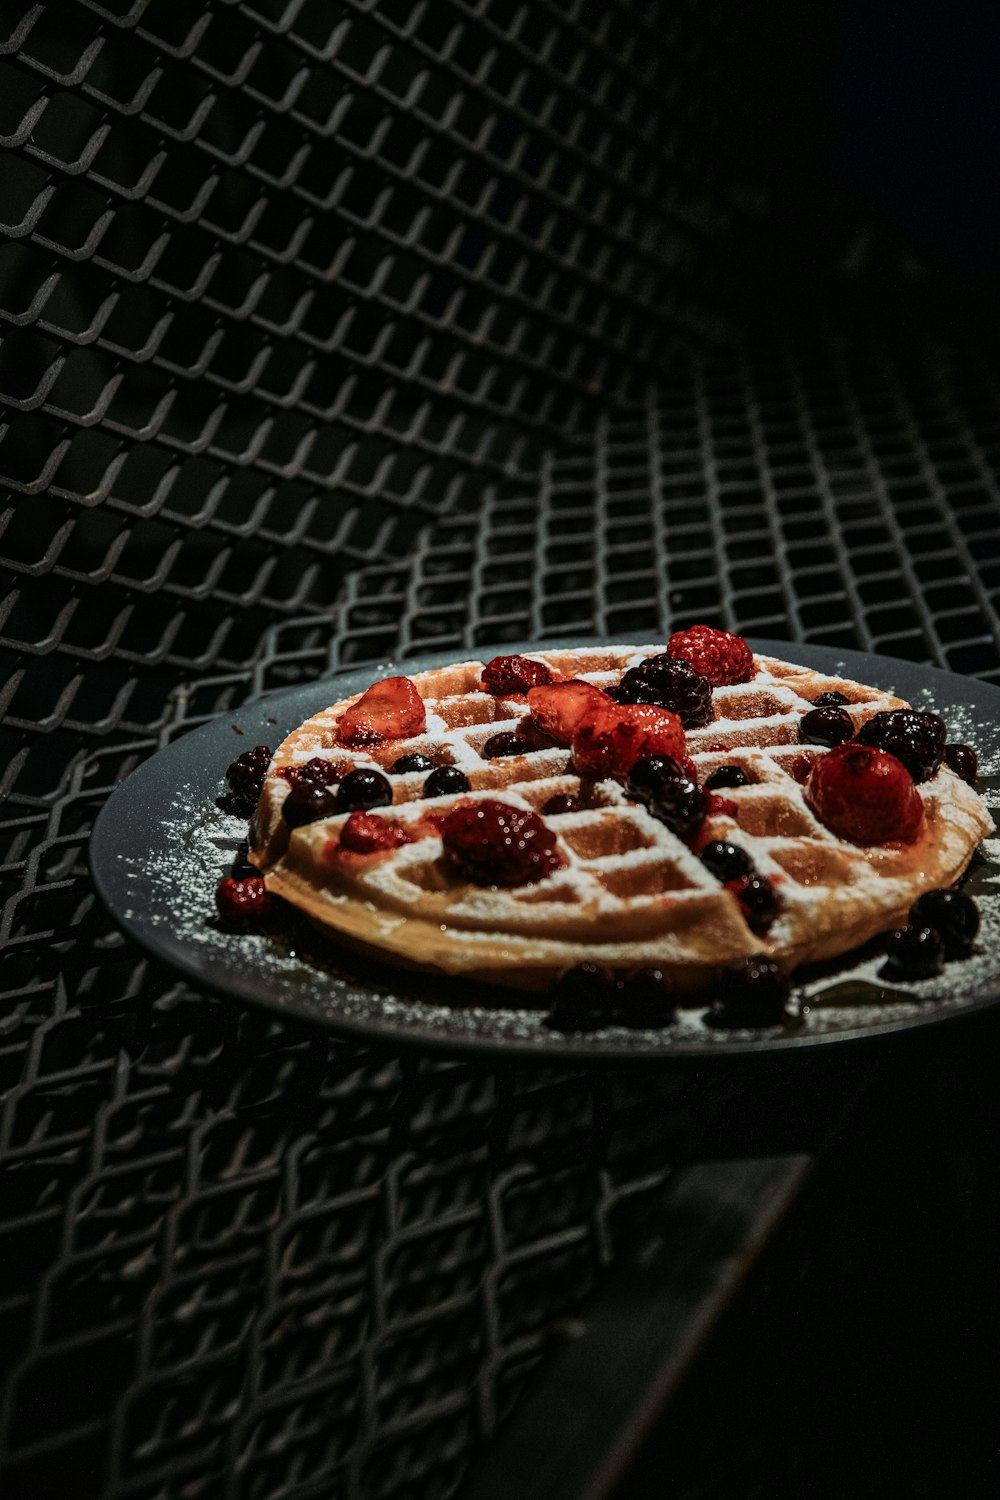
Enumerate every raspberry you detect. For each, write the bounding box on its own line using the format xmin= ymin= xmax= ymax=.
xmin=855 ymin=709 xmax=946 ymax=783
xmin=613 ymin=655 xmax=713 ymax=728
xmin=943 ymin=743 xmax=978 ymax=785
xmin=441 ymin=799 xmax=561 ymax=887
xmin=336 ymin=768 xmax=393 ymax=813
xmin=883 ymin=925 xmax=943 ymax=979
xmin=482 ymin=654 xmax=554 ymax=694
xmin=338 ymin=676 xmax=426 ymax=748
xmin=226 ymin=744 xmax=272 ymax=814
xmin=909 ymin=889 xmax=979 ymax=958
xmin=572 ymin=703 xmax=686 ymax=781
xmin=705 ymin=765 xmax=750 ymax=789
xmin=799 ymin=706 xmax=854 ymax=748
xmin=527 ymin=680 xmax=611 ymax=744
xmin=283 ymin=782 xmax=339 ymax=827
xmin=215 ymin=874 xmax=272 ymax=929
xmin=482 ymin=731 xmax=530 ymax=758
xmin=338 ymin=812 xmax=411 ymax=854
xmin=705 ymin=956 xmax=789 ymax=1028
xmin=804 ymin=743 xmax=924 ymax=844
xmin=667 ymin=625 xmax=755 ymax=686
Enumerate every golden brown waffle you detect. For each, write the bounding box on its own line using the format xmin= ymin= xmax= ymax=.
xmin=248 ymin=648 xmax=994 ymax=992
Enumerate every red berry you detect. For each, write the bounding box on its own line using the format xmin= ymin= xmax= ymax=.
xmin=667 ymin=625 xmax=755 ymax=686
xmin=215 ymin=875 xmax=272 ymax=929
xmin=338 ymin=676 xmax=426 ymax=748
xmin=440 ymin=799 xmax=561 ymax=886
xmin=338 ymin=812 xmax=411 ymax=854
xmin=527 ymin=679 xmax=612 ymax=744
xmin=804 ymin=744 xmax=924 ymax=845
xmin=572 ymin=702 xmax=686 ymax=781
xmin=482 ymin=654 xmax=554 ymax=694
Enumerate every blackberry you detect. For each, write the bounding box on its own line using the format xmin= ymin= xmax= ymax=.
xmin=225 ymin=744 xmax=272 ymax=813
xmin=705 ymin=765 xmax=750 ymax=790
xmin=909 ymin=889 xmax=979 ymax=959
xmin=613 ymin=654 xmax=713 ymax=727
xmin=856 ymin=710 xmax=946 ymax=783
xmin=624 ymin=754 xmax=687 ymax=804
xmin=883 ymin=925 xmax=943 ymax=979
xmin=283 ymin=782 xmax=339 ymax=827
xmin=335 ymin=768 xmax=392 ymax=813
xmin=700 ymin=840 xmax=754 ymax=882
xmin=423 ymin=765 xmax=471 ymax=798
xmin=799 ymin=706 xmax=854 ymax=748
xmin=392 ymin=752 xmax=435 ymax=774
xmin=812 ymin=691 xmax=849 ymax=708
xmin=943 ymin=743 xmax=978 ymax=785
xmin=482 ymin=731 xmax=530 ymax=758
xmin=545 ymin=962 xmax=618 ymax=1031
xmin=541 ymin=793 xmax=583 ymax=816
xmin=648 ymin=777 xmax=709 ymax=840
xmin=731 ymin=874 xmax=779 ymax=934
xmin=705 ymin=956 xmax=789 ymax=1028
xmin=616 ymin=967 xmax=677 ymax=1028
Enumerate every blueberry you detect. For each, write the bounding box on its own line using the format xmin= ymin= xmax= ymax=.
xmin=705 ymin=765 xmax=750 ymax=790
xmin=943 ymin=743 xmax=978 ymax=786
xmin=705 ymin=956 xmax=789 ymax=1028
xmin=392 ymin=752 xmax=435 ymax=774
xmin=701 ymin=840 xmax=754 ymax=882
xmin=812 ymin=691 xmax=849 ymax=707
xmin=648 ymin=777 xmax=709 ymax=839
xmin=423 ymin=765 xmax=471 ymax=798
xmin=336 ymin=768 xmax=393 ymax=813
xmin=545 ymin=962 xmax=618 ymax=1032
xmin=625 ymin=754 xmax=686 ymax=804
xmin=283 ymin=781 xmax=340 ymax=827
xmin=734 ymin=874 xmax=779 ymax=934
xmin=799 ymin=706 xmax=854 ymax=748
xmin=883 ymin=925 xmax=943 ymax=979
xmin=482 ymin=731 xmax=530 ymax=758
xmin=616 ymin=967 xmax=677 ymax=1028
xmin=909 ymin=889 xmax=979 ymax=959
xmin=542 ymin=794 xmax=583 ymax=816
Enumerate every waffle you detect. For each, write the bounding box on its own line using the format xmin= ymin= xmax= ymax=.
xmin=248 ymin=648 xmax=994 ymax=993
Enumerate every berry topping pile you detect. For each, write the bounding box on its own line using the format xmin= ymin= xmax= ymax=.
xmin=226 ymin=744 xmax=272 ymax=814
xmin=482 ymin=654 xmax=554 ymax=694
xmin=571 ymin=702 xmax=687 ymax=780
xmin=527 ymin=679 xmax=611 ymax=744
xmin=624 ymin=754 xmax=708 ymax=840
xmin=215 ymin=874 xmax=272 ymax=929
xmin=799 ymin=706 xmax=854 ymax=748
xmin=666 ymin=625 xmax=755 ymax=686
xmin=855 ymin=709 xmax=946 ymax=783
xmin=440 ymin=799 xmax=561 ymax=887
xmin=337 ymin=676 xmax=426 ymax=748
xmin=804 ymin=743 xmax=924 ymax=845
xmin=612 ymin=654 xmax=713 ymax=727
xmin=337 ymin=812 xmax=411 ymax=854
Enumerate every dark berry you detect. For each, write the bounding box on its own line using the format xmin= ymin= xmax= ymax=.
xmin=291 ymin=756 xmax=340 ymax=789
xmin=542 ymin=793 xmax=583 ymax=816
xmin=423 ymin=765 xmax=472 ymax=799
xmin=700 ymin=840 xmax=755 ymax=882
xmin=909 ymin=888 xmax=979 ymax=959
xmin=226 ymin=744 xmax=272 ymax=812
xmin=215 ymin=874 xmax=272 ymax=929
xmin=482 ymin=731 xmax=530 ymax=758
xmin=943 ymin=743 xmax=978 ymax=785
xmin=336 ymin=768 xmax=393 ymax=813
xmin=615 ymin=967 xmax=677 ymax=1028
xmin=283 ymin=781 xmax=340 ymax=827
xmin=705 ymin=956 xmax=789 ymax=1028
xmin=705 ymin=765 xmax=750 ymax=790
xmin=799 ymin=706 xmax=854 ymax=748
xmin=391 ymin=752 xmax=435 ymax=774
xmin=441 ymin=799 xmax=560 ymax=886
xmin=729 ymin=874 xmax=779 ymax=934
xmin=812 ymin=691 xmax=849 ymax=707
xmin=883 ymin=925 xmax=943 ymax=979
xmin=856 ymin=710 xmax=946 ymax=783
xmin=545 ymin=962 xmax=618 ymax=1032
xmin=648 ymin=777 xmax=709 ymax=840
xmin=624 ymin=754 xmax=687 ymax=804
xmin=613 ymin=654 xmax=713 ymax=727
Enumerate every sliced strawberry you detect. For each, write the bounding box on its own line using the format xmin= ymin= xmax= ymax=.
xmin=571 ymin=702 xmax=686 ymax=780
xmin=337 ymin=676 xmax=426 ymax=748
xmin=527 ymin=679 xmax=611 ymax=745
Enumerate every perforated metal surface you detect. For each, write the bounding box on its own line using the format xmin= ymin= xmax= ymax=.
xmin=4 ymin=0 xmax=1000 ymax=1495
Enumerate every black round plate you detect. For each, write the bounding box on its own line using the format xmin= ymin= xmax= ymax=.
xmin=89 ymin=638 xmax=1000 ymax=1059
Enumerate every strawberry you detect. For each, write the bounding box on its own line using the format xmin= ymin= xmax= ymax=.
xmin=337 ymin=812 xmax=412 ymax=854
xmin=337 ymin=676 xmax=426 ymax=748
xmin=667 ymin=625 xmax=755 ymax=686
xmin=482 ymin=654 xmax=554 ymax=694
xmin=526 ymin=679 xmax=611 ymax=744
xmin=804 ymin=744 xmax=924 ymax=844
xmin=571 ymin=702 xmax=686 ymax=780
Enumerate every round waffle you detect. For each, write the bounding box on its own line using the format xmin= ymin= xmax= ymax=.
xmin=247 ymin=647 xmax=993 ymax=993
